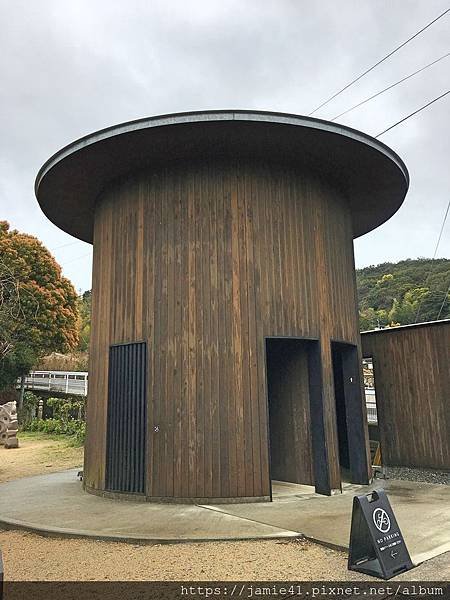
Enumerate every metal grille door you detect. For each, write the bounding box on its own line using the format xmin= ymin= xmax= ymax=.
xmin=105 ymin=342 xmax=147 ymax=494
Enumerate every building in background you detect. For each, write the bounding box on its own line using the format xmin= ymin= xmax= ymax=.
xmin=362 ymin=320 xmax=450 ymax=471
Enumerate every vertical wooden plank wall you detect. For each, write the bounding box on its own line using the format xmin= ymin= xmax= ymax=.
xmin=362 ymin=323 xmax=450 ymax=470
xmin=85 ymin=157 xmax=368 ymax=500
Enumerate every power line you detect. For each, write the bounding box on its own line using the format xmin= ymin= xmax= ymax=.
xmin=436 ymin=280 xmax=450 ymax=320
xmin=431 ymin=200 xmax=450 ymax=260
xmin=375 ymin=90 xmax=450 ymax=138
xmin=434 ymin=199 xmax=450 ymax=321
xmin=62 ymin=252 xmax=92 ymax=266
xmin=414 ymin=198 xmax=450 ymax=322
xmin=50 ymin=241 xmax=79 ymax=251
xmin=331 ymin=52 xmax=450 ymax=121
xmin=308 ymin=7 xmax=450 ymax=116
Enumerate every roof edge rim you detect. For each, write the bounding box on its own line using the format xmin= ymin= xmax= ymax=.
xmin=35 ymin=109 xmax=409 ymax=197
xmin=361 ymin=318 xmax=450 ymax=335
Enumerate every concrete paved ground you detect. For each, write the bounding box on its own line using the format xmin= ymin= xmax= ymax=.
xmin=0 ymin=471 xmax=296 ymax=543
xmin=0 ymin=470 xmax=448 ymax=566
xmin=208 ymin=479 xmax=450 ymax=565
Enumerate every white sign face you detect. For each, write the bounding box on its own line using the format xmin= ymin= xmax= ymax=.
xmin=373 ymin=507 xmax=391 ymax=533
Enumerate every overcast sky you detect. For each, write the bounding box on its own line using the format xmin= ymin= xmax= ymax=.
xmin=1 ymin=0 xmax=449 ymax=292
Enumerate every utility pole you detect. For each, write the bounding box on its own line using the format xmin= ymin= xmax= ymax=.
xmin=18 ymin=373 xmax=25 ymax=412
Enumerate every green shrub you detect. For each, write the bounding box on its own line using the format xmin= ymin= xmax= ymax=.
xmin=68 ymin=420 xmax=86 ymax=446
xmin=23 ymin=391 xmax=40 ymax=410
xmin=22 ymin=394 xmax=86 ymax=446
xmin=24 ymin=417 xmax=85 ymax=445
xmin=19 ymin=390 xmax=40 ymax=425
xmin=46 ymin=396 xmax=85 ymax=422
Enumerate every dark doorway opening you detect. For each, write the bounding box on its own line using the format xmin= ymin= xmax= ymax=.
xmin=332 ymin=344 xmax=350 ymax=477
xmin=265 ymin=338 xmax=330 ymax=497
xmin=331 ymin=342 xmax=369 ymax=486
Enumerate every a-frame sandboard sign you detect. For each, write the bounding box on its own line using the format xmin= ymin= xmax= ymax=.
xmin=348 ymin=489 xmax=414 ymax=579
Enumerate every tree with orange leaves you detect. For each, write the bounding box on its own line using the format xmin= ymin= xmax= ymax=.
xmin=0 ymin=221 xmax=79 ymax=391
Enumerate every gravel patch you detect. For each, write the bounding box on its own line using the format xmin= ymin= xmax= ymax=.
xmin=1 ymin=530 xmax=449 ymax=582
xmin=385 ymin=466 xmax=449 ymax=485
xmin=0 ymin=530 xmax=359 ymax=581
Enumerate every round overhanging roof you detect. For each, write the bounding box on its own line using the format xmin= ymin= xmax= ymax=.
xmin=35 ymin=110 xmax=409 ymax=244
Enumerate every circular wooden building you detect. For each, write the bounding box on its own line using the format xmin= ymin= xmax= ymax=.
xmin=35 ymin=110 xmax=408 ymax=502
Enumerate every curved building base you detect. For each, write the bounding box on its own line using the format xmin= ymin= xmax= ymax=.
xmin=84 ymin=484 xmax=271 ymax=505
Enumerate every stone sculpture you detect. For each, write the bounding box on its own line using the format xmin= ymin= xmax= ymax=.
xmin=0 ymin=401 xmax=19 ymax=448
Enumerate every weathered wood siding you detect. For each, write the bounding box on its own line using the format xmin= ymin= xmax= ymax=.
xmin=85 ymin=157 xmax=370 ymax=500
xmin=362 ymin=321 xmax=450 ymax=470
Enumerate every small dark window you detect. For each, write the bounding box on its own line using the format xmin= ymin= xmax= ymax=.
xmin=105 ymin=341 xmax=147 ymax=494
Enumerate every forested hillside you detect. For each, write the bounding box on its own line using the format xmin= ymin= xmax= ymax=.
xmin=357 ymin=258 xmax=450 ymax=331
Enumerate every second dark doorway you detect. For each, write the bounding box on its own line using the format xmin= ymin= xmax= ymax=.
xmin=331 ymin=341 xmax=370 ymax=486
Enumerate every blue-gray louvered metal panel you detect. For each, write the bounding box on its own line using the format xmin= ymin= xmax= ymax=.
xmin=105 ymin=341 xmax=147 ymax=494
